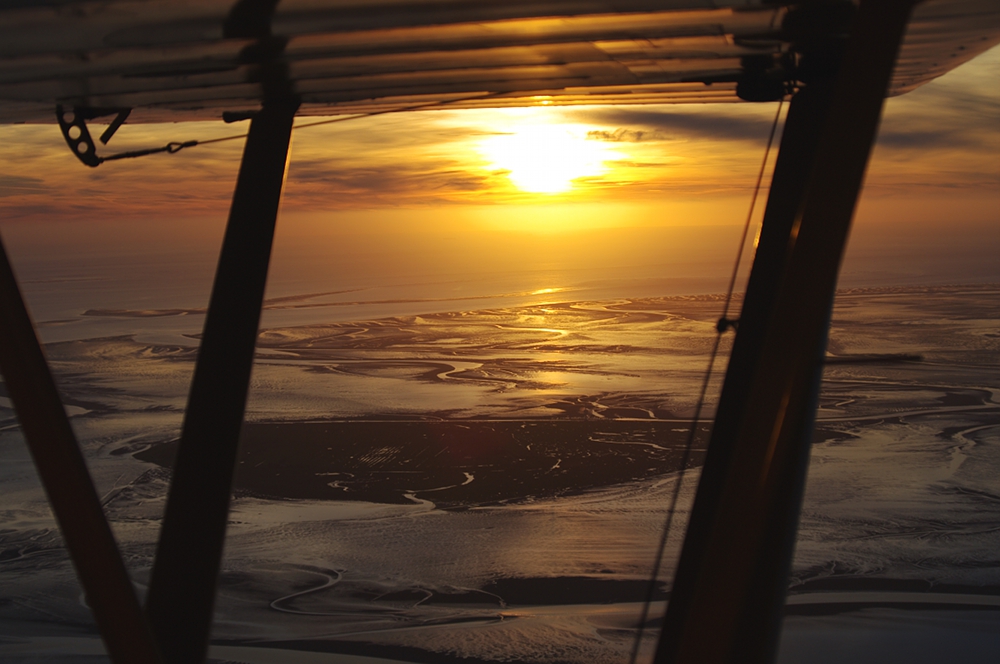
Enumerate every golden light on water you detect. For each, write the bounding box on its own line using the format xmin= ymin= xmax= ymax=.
xmin=479 ymin=124 xmax=616 ymax=194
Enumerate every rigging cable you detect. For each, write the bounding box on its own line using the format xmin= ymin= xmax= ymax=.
xmin=96 ymin=94 xmax=497 ymax=164
xmin=627 ymin=96 xmax=786 ymax=664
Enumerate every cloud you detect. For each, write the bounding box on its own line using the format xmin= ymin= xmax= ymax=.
xmin=586 ymin=128 xmax=670 ymax=143
xmin=284 ymin=157 xmax=494 ymax=208
xmin=875 ymin=48 xmax=1000 ymax=154
xmin=0 ymin=174 xmax=48 ymax=197
xmin=877 ymin=95 xmax=999 ymax=152
xmin=570 ymin=107 xmax=779 ymax=143
xmin=875 ymin=128 xmax=980 ymax=150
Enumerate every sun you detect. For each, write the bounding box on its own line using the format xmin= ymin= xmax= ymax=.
xmin=479 ymin=124 xmax=615 ymax=194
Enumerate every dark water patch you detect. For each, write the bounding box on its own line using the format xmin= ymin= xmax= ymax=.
xmin=482 ymin=576 xmax=669 ymax=606
xmin=785 ymin=601 xmax=1000 ymax=616
xmin=785 ymin=577 xmax=1000 ymax=616
xmin=812 ymin=427 xmax=858 ymax=444
xmin=109 ymin=430 xmax=177 ymax=456
xmin=424 ymin=588 xmax=504 ymax=607
xmin=83 ymin=308 xmax=204 ymax=318
xmin=0 ymin=529 xmax=69 ymax=571
xmin=937 ymin=389 xmax=991 ymax=407
xmin=136 ymin=420 xmax=706 ymax=506
xmin=224 ymin=638 xmax=504 ymax=664
xmin=308 ymin=361 xmax=455 ymax=383
xmin=790 ymin=576 xmax=1000 ymax=596
xmin=932 ymin=485 xmax=1000 ymax=505
xmin=823 ymin=353 xmax=923 ymax=365
xmin=375 ymin=589 xmax=430 ymax=604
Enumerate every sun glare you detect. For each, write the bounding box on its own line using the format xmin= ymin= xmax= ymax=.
xmin=480 ymin=124 xmax=615 ymax=194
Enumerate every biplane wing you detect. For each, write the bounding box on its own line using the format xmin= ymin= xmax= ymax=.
xmin=0 ymin=0 xmax=997 ymax=124
xmin=0 ymin=2 xmax=997 ymax=664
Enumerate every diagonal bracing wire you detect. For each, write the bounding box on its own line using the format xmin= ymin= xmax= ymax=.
xmin=627 ymin=96 xmax=786 ymax=664
xmin=97 ymin=94 xmax=497 ymax=164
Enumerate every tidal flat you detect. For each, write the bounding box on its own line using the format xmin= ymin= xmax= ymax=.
xmin=0 ymin=284 xmax=998 ymax=663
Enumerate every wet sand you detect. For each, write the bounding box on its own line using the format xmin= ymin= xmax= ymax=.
xmin=3 ymin=285 xmax=998 ymax=663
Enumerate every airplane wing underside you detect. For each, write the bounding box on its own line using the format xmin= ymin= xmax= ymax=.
xmin=0 ymin=0 xmax=998 ymax=124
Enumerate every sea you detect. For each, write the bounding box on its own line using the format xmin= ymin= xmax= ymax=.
xmin=0 ymin=213 xmax=997 ymax=663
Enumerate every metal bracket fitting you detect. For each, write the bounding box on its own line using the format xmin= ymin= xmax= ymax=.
xmin=56 ymin=106 xmax=132 ymax=168
xmin=56 ymin=105 xmax=101 ymax=167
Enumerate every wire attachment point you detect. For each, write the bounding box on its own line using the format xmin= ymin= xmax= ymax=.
xmin=716 ymin=317 xmax=740 ymax=334
xmin=56 ymin=105 xmax=136 ymax=167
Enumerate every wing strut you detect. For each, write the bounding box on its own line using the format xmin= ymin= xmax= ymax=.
xmin=143 ymin=98 xmax=298 ymax=663
xmin=0 ymin=243 xmax=162 ymax=662
xmin=655 ymin=1 xmax=915 ymax=663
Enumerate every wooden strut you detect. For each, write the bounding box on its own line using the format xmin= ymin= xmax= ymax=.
xmin=0 ymin=239 xmax=162 ymax=663
xmin=655 ymin=1 xmax=916 ymax=663
xmin=143 ymin=98 xmax=297 ymax=664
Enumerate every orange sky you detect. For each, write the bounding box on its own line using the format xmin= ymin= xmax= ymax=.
xmin=0 ymin=47 xmax=997 ymax=286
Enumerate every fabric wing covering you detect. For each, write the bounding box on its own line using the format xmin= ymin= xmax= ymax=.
xmin=0 ymin=0 xmax=998 ymax=124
